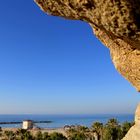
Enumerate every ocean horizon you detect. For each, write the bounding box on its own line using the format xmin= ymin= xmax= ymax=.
xmin=0 ymin=114 xmax=134 ymax=129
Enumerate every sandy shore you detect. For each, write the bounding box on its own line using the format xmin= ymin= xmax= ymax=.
xmin=32 ymin=128 xmax=67 ymax=136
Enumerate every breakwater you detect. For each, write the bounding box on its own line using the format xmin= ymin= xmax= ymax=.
xmin=0 ymin=121 xmax=52 ymax=125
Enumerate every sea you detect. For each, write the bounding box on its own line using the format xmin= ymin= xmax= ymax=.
xmin=0 ymin=114 xmax=134 ymax=129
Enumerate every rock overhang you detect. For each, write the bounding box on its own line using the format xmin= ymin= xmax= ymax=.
xmin=34 ymin=0 xmax=140 ymax=91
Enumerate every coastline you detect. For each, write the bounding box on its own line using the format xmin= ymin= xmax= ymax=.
xmin=0 ymin=114 xmax=134 ymax=129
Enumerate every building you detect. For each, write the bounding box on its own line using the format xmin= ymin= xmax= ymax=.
xmin=22 ymin=120 xmax=33 ymax=130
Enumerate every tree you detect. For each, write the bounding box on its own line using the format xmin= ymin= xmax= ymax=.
xmin=35 ymin=131 xmax=43 ymax=140
xmin=23 ymin=131 xmax=33 ymax=140
xmin=91 ymin=122 xmax=103 ymax=140
xmin=120 ymin=121 xmax=133 ymax=138
xmin=107 ymin=119 xmax=118 ymax=126
xmin=69 ymin=132 xmax=86 ymax=140
xmin=15 ymin=129 xmax=33 ymax=140
xmin=48 ymin=132 xmax=67 ymax=140
xmin=0 ymin=127 xmax=2 ymax=138
xmin=3 ymin=130 xmax=15 ymax=140
xmin=42 ymin=132 xmax=50 ymax=140
xmin=103 ymin=118 xmax=121 ymax=140
xmin=66 ymin=125 xmax=92 ymax=140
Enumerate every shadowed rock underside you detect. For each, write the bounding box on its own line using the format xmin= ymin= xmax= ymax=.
xmin=34 ymin=0 xmax=140 ymax=91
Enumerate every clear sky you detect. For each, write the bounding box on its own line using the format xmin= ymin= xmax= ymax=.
xmin=0 ymin=0 xmax=140 ymax=115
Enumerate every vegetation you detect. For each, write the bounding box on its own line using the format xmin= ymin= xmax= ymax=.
xmin=91 ymin=122 xmax=103 ymax=140
xmin=0 ymin=118 xmax=133 ymax=140
xmin=66 ymin=118 xmax=133 ymax=140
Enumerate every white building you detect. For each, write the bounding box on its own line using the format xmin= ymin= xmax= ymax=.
xmin=22 ymin=120 xmax=33 ymax=130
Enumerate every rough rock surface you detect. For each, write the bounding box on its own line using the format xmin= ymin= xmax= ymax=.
xmin=34 ymin=0 xmax=140 ymax=91
xmin=122 ymin=104 xmax=140 ymax=140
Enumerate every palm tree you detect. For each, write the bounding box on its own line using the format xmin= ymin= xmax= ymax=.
xmin=48 ymin=132 xmax=67 ymax=140
xmin=91 ymin=122 xmax=103 ymax=140
xmin=66 ymin=127 xmax=77 ymax=139
xmin=66 ymin=125 xmax=89 ymax=140
xmin=23 ymin=131 xmax=33 ymax=140
xmin=107 ymin=118 xmax=118 ymax=127
xmin=16 ymin=129 xmax=24 ymax=139
xmin=78 ymin=126 xmax=91 ymax=140
xmin=120 ymin=121 xmax=133 ymax=138
xmin=35 ymin=131 xmax=43 ymax=140
xmin=3 ymin=130 xmax=15 ymax=140
xmin=103 ymin=118 xmax=121 ymax=140
xmin=0 ymin=127 xmax=2 ymax=138
xmin=42 ymin=132 xmax=50 ymax=140
xmin=15 ymin=129 xmax=30 ymax=140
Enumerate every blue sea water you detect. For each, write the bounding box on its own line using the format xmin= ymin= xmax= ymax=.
xmin=0 ymin=114 xmax=134 ymax=128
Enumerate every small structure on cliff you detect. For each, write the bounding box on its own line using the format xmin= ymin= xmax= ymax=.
xmin=22 ymin=120 xmax=33 ymax=130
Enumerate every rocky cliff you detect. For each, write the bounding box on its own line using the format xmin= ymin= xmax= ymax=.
xmin=34 ymin=0 xmax=140 ymax=92
xmin=34 ymin=1 xmax=140 ymax=139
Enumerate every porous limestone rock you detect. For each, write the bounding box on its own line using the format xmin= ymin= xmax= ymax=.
xmin=34 ymin=0 xmax=140 ymax=91
xmin=122 ymin=104 xmax=140 ymax=140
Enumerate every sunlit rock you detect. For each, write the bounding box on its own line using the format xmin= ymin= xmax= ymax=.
xmin=122 ymin=104 xmax=140 ymax=140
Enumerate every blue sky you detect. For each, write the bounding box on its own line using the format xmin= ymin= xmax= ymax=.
xmin=0 ymin=0 xmax=140 ymax=114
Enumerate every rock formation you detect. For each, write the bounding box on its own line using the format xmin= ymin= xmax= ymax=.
xmin=34 ymin=1 xmax=140 ymax=139
xmin=122 ymin=103 xmax=140 ymax=140
xmin=34 ymin=0 xmax=140 ymax=92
